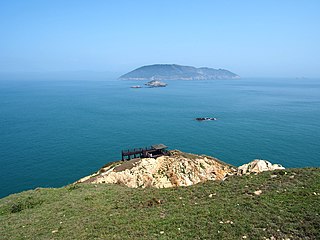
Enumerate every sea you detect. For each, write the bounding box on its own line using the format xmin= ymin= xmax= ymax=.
xmin=0 ymin=78 xmax=320 ymax=198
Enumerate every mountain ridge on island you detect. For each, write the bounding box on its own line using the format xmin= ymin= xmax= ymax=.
xmin=119 ymin=64 xmax=240 ymax=80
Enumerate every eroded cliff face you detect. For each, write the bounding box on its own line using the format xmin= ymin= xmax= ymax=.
xmin=77 ymin=150 xmax=285 ymax=188
xmin=77 ymin=150 xmax=235 ymax=188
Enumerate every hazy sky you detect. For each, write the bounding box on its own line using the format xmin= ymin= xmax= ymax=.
xmin=1 ymin=0 xmax=320 ymax=77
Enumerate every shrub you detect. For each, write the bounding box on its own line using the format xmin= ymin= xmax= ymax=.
xmin=10 ymin=196 xmax=43 ymax=213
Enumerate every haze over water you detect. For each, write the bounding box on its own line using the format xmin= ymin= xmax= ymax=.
xmin=0 ymin=78 xmax=319 ymax=197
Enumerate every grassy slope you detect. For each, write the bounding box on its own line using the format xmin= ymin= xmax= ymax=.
xmin=0 ymin=168 xmax=319 ymax=240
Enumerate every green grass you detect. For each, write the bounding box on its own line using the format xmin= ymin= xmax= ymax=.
xmin=1 ymin=168 xmax=319 ymax=239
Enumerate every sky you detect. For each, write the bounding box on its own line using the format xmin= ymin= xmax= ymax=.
xmin=0 ymin=0 xmax=320 ymax=78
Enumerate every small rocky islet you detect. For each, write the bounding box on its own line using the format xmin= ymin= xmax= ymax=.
xmin=144 ymin=80 xmax=167 ymax=87
xmin=130 ymin=80 xmax=167 ymax=88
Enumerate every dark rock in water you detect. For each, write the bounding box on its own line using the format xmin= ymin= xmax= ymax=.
xmin=196 ymin=117 xmax=217 ymax=121
xmin=119 ymin=64 xmax=239 ymax=80
xmin=145 ymin=80 xmax=167 ymax=87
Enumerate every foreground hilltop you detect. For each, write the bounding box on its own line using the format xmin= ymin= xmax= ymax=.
xmin=1 ymin=169 xmax=319 ymax=239
xmin=1 ymin=150 xmax=319 ymax=239
xmin=119 ymin=64 xmax=240 ymax=80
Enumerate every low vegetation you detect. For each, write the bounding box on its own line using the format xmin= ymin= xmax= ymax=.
xmin=1 ymin=168 xmax=319 ymax=239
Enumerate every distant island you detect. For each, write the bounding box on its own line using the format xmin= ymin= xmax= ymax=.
xmin=119 ymin=64 xmax=240 ymax=80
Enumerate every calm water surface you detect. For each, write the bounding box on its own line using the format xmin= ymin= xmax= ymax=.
xmin=0 ymin=78 xmax=319 ymax=197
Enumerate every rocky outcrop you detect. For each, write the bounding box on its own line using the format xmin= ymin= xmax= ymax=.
xmin=237 ymin=159 xmax=285 ymax=175
xmin=77 ymin=150 xmax=235 ymax=188
xmin=145 ymin=80 xmax=167 ymax=87
xmin=77 ymin=151 xmax=285 ymax=188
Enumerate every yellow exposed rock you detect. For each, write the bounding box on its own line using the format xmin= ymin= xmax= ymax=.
xmin=77 ymin=151 xmax=285 ymax=188
xmin=77 ymin=150 xmax=235 ymax=188
xmin=238 ymin=159 xmax=285 ymax=175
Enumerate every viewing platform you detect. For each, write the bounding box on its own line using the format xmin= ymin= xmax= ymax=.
xmin=121 ymin=144 xmax=169 ymax=161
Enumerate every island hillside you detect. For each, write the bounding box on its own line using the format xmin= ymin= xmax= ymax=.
xmin=1 ymin=150 xmax=319 ymax=239
xmin=119 ymin=64 xmax=240 ymax=80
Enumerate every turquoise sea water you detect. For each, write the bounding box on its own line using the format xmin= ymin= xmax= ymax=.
xmin=0 ymin=78 xmax=320 ymax=198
